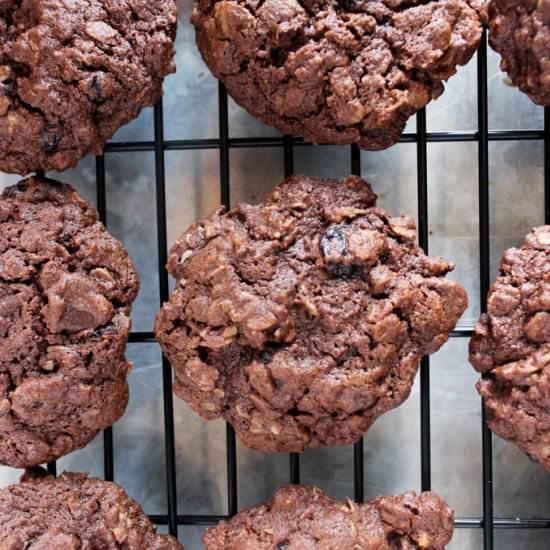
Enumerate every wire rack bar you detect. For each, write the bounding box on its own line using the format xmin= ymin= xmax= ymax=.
xmin=95 ymin=155 xmax=107 ymax=223
xmin=124 ymin=329 xmax=487 ymax=346
xmin=353 ymin=438 xmax=364 ymax=504
xmin=282 ymin=133 xmax=301 ymax=487
xmin=153 ymin=99 xmax=179 ymax=538
xmin=95 ymin=154 xmax=115 ymax=483
xmin=218 ymin=83 xmax=239 ymax=519
xmin=545 ymin=107 xmax=549 ymax=224
xmin=147 ymin=513 xmax=550 ymax=529
xmin=283 ymin=134 xmax=295 ymax=181
xmin=102 ymin=129 xmax=547 ymax=154
xmin=457 ymin=518 xmax=550 ymax=529
xmin=477 ymin=33 xmax=494 ymax=550
xmin=416 ymin=107 xmax=432 ymax=494
xmin=42 ymin=160 xmax=57 ymax=477
xmin=351 ymin=143 xmax=365 ymax=504
xmin=127 ymin=327 xmax=477 ymax=344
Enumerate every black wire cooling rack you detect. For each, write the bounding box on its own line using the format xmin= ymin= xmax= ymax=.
xmin=42 ymin=29 xmax=550 ymax=550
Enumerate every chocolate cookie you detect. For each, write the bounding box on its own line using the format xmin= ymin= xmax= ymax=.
xmin=0 ymin=468 xmax=182 ymax=549
xmin=155 ymin=175 xmax=467 ymax=452
xmin=0 ymin=0 xmax=177 ymax=175
xmin=204 ymin=484 xmax=454 ymax=549
xmin=488 ymin=0 xmax=550 ymax=106
xmin=470 ymin=226 xmax=550 ymax=470
xmin=0 ymin=176 xmax=139 ymax=468
xmin=192 ymin=0 xmax=483 ymax=150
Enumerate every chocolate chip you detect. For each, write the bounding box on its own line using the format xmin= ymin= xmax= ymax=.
xmin=45 ymin=272 xmax=113 ymax=334
xmin=322 ymin=225 xmax=384 ymax=276
xmin=42 ymin=126 xmax=60 ymax=152
xmin=321 ymin=226 xmax=364 ymax=277
xmin=198 ymin=347 xmax=209 ymax=362
xmin=321 ymin=226 xmax=348 ymax=260
xmin=326 ymin=263 xmax=364 ymax=279
xmin=90 ymin=75 xmax=102 ymax=99
xmin=260 ymin=351 xmax=273 ymax=364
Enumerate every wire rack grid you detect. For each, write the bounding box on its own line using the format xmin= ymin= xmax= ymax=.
xmin=32 ymin=22 xmax=550 ymax=550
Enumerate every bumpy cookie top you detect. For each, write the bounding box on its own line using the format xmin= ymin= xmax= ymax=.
xmin=0 ymin=0 xmax=177 ymax=175
xmin=470 ymin=226 xmax=550 ymax=470
xmin=488 ymin=0 xmax=550 ymax=106
xmin=156 ymin=175 xmax=467 ymax=452
xmin=204 ymin=484 xmax=454 ymax=549
xmin=0 ymin=177 xmax=139 ymax=468
xmin=0 ymin=468 xmax=182 ymax=549
xmin=192 ymin=0 xmax=483 ymax=150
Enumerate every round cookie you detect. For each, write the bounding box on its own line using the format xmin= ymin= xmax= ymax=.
xmin=192 ymin=0 xmax=483 ymax=150
xmin=488 ymin=0 xmax=550 ymax=106
xmin=155 ymin=175 xmax=468 ymax=453
xmin=204 ymin=484 xmax=454 ymax=549
xmin=0 ymin=468 xmax=182 ymax=549
xmin=0 ymin=0 xmax=177 ymax=175
xmin=0 ymin=176 xmax=139 ymax=468
xmin=470 ymin=226 xmax=550 ymax=471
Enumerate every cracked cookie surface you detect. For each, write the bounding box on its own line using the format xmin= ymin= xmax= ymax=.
xmin=155 ymin=175 xmax=467 ymax=453
xmin=203 ymin=484 xmax=454 ymax=549
xmin=488 ymin=0 xmax=550 ymax=106
xmin=192 ymin=0 xmax=483 ymax=150
xmin=0 ymin=176 xmax=139 ymax=468
xmin=0 ymin=0 xmax=177 ymax=175
xmin=470 ymin=226 xmax=550 ymax=471
xmin=0 ymin=468 xmax=182 ymax=549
